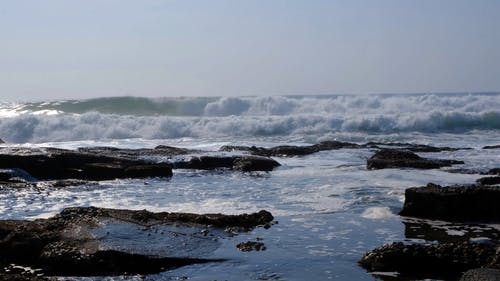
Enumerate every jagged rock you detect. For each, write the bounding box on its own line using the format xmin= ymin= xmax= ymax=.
xmin=0 ymin=207 xmax=274 ymax=276
xmin=0 ymin=147 xmax=173 ymax=181
xmin=477 ymin=177 xmax=500 ymax=185
xmin=220 ymin=141 xmax=360 ymax=157
xmin=399 ymin=183 xmax=500 ymax=222
xmin=359 ymin=242 xmax=499 ymax=280
xmin=0 ymin=138 xmax=4 ymax=144
xmin=174 ymin=155 xmax=280 ymax=172
xmin=460 ymin=268 xmax=500 ymax=281
xmin=236 ymin=241 xmax=266 ymax=252
xmin=367 ymin=149 xmax=464 ymax=170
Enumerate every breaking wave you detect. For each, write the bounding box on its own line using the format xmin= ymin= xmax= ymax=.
xmin=0 ymin=93 xmax=499 ymax=143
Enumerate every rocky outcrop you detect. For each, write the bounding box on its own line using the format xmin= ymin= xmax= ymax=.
xmin=365 ymin=142 xmax=470 ymax=152
xmin=174 ymin=156 xmax=280 ymax=172
xmin=477 ymin=177 xmax=500 ymax=185
xmin=0 ymin=207 xmax=274 ymax=277
xmin=359 ymin=241 xmax=499 ymax=280
xmin=0 ymin=147 xmax=173 ymax=181
xmin=220 ymin=141 xmax=360 ymax=157
xmin=77 ymin=145 xmax=194 ymax=160
xmin=367 ymin=149 xmax=464 ymax=170
xmin=399 ymin=183 xmax=500 ymax=222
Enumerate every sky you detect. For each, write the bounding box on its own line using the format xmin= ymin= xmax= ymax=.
xmin=1 ymin=0 xmax=499 ymax=101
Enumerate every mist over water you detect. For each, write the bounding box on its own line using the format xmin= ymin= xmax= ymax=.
xmin=0 ymin=93 xmax=499 ymax=144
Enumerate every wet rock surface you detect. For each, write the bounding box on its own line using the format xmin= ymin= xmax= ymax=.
xmin=483 ymin=145 xmax=500 ymax=150
xmin=0 ymin=207 xmax=274 ymax=277
xmin=359 ymin=241 xmax=499 ymax=280
xmin=460 ymin=268 xmax=500 ymax=281
xmin=220 ymin=141 xmax=361 ymax=157
xmin=236 ymin=241 xmax=266 ymax=252
xmin=367 ymin=149 xmax=464 ymax=170
xmin=0 ymin=147 xmax=173 ymax=181
xmin=174 ymin=155 xmax=280 ymax=171
xmin=477 ymin=176 xmax=500 ymax=185
xmin=399 ymin=183 xmax=500 ymax=222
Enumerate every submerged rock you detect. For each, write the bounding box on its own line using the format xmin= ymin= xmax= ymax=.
xmin=174 ymin=155 xmax=280 ymax=172
xmin=0 ymin=207 xmax=274 ymax=277
xmin=366 ymin=149 xmax=464 ymax=170
xmin=359 ymin=241 xmax=499 ymax=280
xmin=399 ymin=183 xmax=500 ymax=222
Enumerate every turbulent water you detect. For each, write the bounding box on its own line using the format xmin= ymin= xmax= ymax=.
xmin=1 ymin=93 xmax=500 ymax=280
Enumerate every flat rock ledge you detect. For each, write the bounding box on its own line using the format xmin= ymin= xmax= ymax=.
xmin=0 ymin=147 xmax=173 ymax=181
xmin=0 ymin=207 xmax=274 ymax=278
xmin=399 ymin=183 xmax=500 ymax=222
xmin=367 ymin=149 xmax=464 ymax=170
xmin=359 ymin=241 xmax=499 ymax=280
xmin=174 ymin=155 xmax=280 ymax=172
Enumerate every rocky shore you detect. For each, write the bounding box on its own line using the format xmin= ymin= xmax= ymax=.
xmin=359 ymin=144 xmax=500 ymax=280
xmin=1 ymin=140 xmax=498 ymax=279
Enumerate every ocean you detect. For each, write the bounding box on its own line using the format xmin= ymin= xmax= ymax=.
xmin=1 ymin=93 xmax=500 ymax=280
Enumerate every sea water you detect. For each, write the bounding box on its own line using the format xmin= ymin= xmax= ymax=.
xmin=0 ymin=93 xmax=499 ymax=280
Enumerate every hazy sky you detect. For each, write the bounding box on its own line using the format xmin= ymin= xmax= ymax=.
xmin=1 ymin=0 xmax=499 ymax=101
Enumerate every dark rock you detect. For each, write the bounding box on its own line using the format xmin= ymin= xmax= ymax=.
xmin=0 ymin=147 xmax=173 ymax=181
xmin=403 ymin=218 xmax=500 ymax=243
xmin=367 ymin=149 xmax=464 ymax=170
xmin=365 ymin=142 xmax=470 ymax=152
xmin=477 ymin=177 xmax=500 ymax=185
xmin=486 ymin=168 xmax=500 ymax=175
xmin=236 ymin=241 xmax=266 ymax=252
xmin=174 ymin=156 xmax=280 ymax=172
xmin=359 ymin=241 xmax=499 ymax=280
xmin=220 ymin=141 xmax=360 ymax=157
xmin=483 ymin=145 xmax=500 ymax=149
xmin=0 ymin=207 xmax=273 ymax=276
xmin=0 ymin=138 xmax=4 ymax=144
xmin=460 ymin=268 xmax=500 ymax=281
xmin=399 ymin=183 xmax=500 ymax=222
xmin=78 ymin=145 xmax=194 ymax=160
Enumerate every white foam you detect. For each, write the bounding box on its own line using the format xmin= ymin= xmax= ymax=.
xmin=361 ymin=207 xmax=395 ymax=220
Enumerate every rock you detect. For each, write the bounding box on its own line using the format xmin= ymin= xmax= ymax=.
xmin=485 ymin=168 xmax=500 ymax=175
xmin=399 ymin=183 xmax=500 ymax=222
xmin=174 ymin=156 xmax=280 ymax=172
xmin=236 ymin=241 xmax=266 ymax=252
xmin=460 ymin=268 xmax=500 ymax=281
xmin=367 ymin=149 xmax=464 ymax=170
xmin=78 ymin=145 xmax=194 ymax=160
xmin=220 ymin=141 xmax=360 ymax=157
xmin=0 ymin=147 xmax=173 ymax=181
xmin=0 ymin=138 xmax=4 ymax=144
xmin=483 ymin=145 xmax=500 ymax=149
xmin=359 ymin=241 xmax=499 ymax=280
xmin=403 ymin=219 xmax=500 ymax=243
xmin=477 ymin=177 xmax=500 ymax=185
xmin=365 ymin=142 xmax=470 ymax=152
xmin=0 ymin=207 xmax=274 ymax=276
